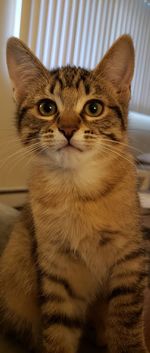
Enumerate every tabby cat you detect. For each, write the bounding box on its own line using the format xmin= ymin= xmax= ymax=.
xmin=0 ymin=35 xmax=149 ymax=353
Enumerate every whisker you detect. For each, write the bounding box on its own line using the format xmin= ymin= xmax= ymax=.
xmin=10 ymin=150 xmax=38 ymax=173
xmin=100 ymin=138 xmax=144 ymax=155
xmin=11 ymin=145 xmax=40 ymax=167
xmin=23 ymin=146 xmax=48 ymax=170
xmin=98 ymin=139 xmax=146 ymax=169
xmin=1 ymin=144 xmax=42 ymax=178
xmin=0 ymin=138 xmax=23 ymax=146
xmin=98 ymin=143 xmax=136 ymax=167
xmin=0 ymin=137 xmax=36 ymax=147
xmin=0 ymin=132 xmax=40 ymax=146
xmin=0 ymin=141 xmax=40 ymax=170
xmin=0 ymin=148 xmax=27 ymax=170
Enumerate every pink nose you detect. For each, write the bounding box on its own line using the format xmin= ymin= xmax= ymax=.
xmin=58 ymin=127 xmax=77 ymax=141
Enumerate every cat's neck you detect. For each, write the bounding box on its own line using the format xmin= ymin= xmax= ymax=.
xmin=29 ymin=154 xmax=132 ymax=203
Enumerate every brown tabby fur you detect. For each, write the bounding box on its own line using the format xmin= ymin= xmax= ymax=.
xmin=0 ymin=35 xmax=149 ymax=353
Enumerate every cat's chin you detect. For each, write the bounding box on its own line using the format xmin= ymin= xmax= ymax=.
xmin=55 ymin=145 xmax=83 ymax=169
xmin=43 ymin=143 xmax=95 ymax=170
xmin=57 ymin=142 xmax=84 ymax=153
xmin=44 ymin=143 xmax=98 ymax=170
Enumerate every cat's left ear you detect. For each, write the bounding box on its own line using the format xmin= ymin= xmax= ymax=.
xmin=93 ymin=35 xmax=135 ymax=92
xmin=7 ymin=37 xmax=49 ymax=103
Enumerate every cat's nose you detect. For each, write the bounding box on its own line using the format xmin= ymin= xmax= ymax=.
xmin=58 ymin=127 xmax=77 ymax=141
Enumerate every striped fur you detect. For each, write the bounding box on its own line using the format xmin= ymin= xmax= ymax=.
xmin=0 ymin=35 xmax=149 ymax=353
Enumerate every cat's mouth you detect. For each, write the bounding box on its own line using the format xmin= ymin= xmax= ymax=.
xmin=57 ymin=143 xmax=83 ymax=153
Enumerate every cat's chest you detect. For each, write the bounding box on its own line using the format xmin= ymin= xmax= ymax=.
xmin=34 ymin=196 xmax=98 ymax=241
xmin=33 ymin=195 xmax=125 ymax=280
xmin=32 ymin=192 xmax=122 ymax=251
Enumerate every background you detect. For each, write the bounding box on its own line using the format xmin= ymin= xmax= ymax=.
xmin=0 ymin=0 xmax=150 ymax=207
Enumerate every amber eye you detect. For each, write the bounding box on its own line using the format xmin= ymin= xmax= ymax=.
xmin=38 ymin=99 xmax=57 ymax=116
xmin=84 ymin=100 xmax=103 ymax=117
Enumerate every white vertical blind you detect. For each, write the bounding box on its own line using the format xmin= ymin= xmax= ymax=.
xmin=7 ymin=0 xmax=150 ymax=115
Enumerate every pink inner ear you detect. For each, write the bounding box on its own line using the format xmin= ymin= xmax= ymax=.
xmin=7 ymin=37 xmax=49 ymax=103
xmin=93 ymin=36 xmax=134 ymax=88
xmin=103 ymin=52 xmax=134 ymax=87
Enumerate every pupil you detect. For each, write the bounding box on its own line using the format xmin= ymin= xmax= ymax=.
xmin=89 ymin=103 xmax=97 ymax=114
xmin=44 ymin=103 xmax=52 ymax=112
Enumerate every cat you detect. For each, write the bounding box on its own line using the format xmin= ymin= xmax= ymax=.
xmin=0 ymin=35 xmax=149 ymax=353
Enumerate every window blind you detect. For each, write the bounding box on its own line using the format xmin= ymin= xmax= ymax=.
xmin=7 ymin=0 xmax=150 ymax=115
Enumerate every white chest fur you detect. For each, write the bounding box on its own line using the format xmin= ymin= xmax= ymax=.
xmin=30 ymin=162 xmax=131 ymax=281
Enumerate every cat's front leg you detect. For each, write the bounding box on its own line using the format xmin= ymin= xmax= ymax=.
xmin=0 ymin=218 xmax=40 ymax=352
xmin=106 ymin=249 xmax=149 ymax=353
xmin=37 ymin=249 xmax=97 ymax=353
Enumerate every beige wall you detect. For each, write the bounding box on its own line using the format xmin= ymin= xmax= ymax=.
xmin=0 ymin=0 xmax=29 ymax=197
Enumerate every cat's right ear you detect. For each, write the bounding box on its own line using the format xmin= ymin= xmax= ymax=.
xmin=6 ymin=37 xmax=49 ymax=103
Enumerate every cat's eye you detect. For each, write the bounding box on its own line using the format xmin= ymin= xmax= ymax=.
xmin=38 ymin=99 xmax=57 ymax=116
xmin=84 ymin=100 xmax=103 ymax=117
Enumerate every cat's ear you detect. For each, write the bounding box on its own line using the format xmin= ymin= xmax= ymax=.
xmin=93 ymin=35 xmax=134 ymax=91
xmin=7 ymin=37 xmax=49 ymax=103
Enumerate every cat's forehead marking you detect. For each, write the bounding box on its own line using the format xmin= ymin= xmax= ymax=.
xmin=47 ymin=66 xmax=95 ymax=111
xmin=49 ymin=66 xmax=91 ymax=91
xmin=52 ymin=79 xmax=62 ymax=96
xmin=44 ymin=73 xmax=114 ymax=115
xmin=61 ymin=87 xmax=78 ymax=108
xmin=46 ymin=66 xmax=116 ymax=114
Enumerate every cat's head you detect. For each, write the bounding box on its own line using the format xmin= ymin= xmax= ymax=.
xmin=6 ymin=35 xmax=134 ymax=170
